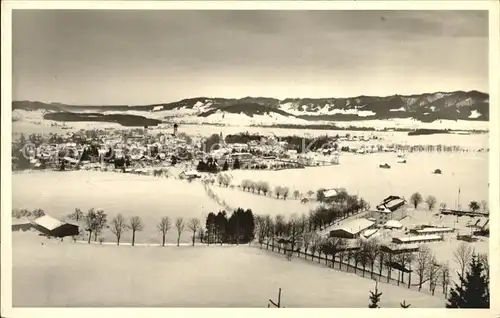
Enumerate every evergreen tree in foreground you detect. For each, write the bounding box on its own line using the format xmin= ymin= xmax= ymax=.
xmin=446 ymin=254 xmax=489 ymax=308
xmin=400 ymin=300 xmax=411 ymax=308
xmin=368 ymin=281 xmax=382 ymax=308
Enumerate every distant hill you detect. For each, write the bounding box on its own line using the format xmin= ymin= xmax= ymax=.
xmin=43 ymin=112 xmax=162 ymax=127
xmin=12 ymin=90 xmax=489 ymax=125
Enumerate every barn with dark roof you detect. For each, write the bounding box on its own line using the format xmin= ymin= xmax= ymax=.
xmin=32 ymin=215 xmax=79 ymax=238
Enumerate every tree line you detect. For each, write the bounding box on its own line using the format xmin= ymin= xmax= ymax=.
xmin=66 ymin=206 xmax=255 ymax=247
xmin=12 ymin=208 xmax=46 ymax=219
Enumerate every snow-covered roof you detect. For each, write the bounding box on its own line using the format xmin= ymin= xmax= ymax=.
xmin=362 ymin=228 xmax=378 ymax=238
xmin=324 ymin=188 xmax=339 ymax=198
xmin=181 ymin=170 xmax=200 ymax=176
xmin=12 ymin=218 xmax=31 ymax=225
xmin=63 ymin=157 xmax=79 ymax=164
xmin=393 ymin=234 xmax=442 ymax=243
xmin=384 ymin=220 xmax=403 ymax=229
xmin=331 ymin=218 xmax=375 ymax=235
xmin=34 ymin=215 xmax=64 ymax=231
xmin=382 ymin=243 xmax=419 ymax=252
xmin=415 ymin=227 xmax=454 ymax=234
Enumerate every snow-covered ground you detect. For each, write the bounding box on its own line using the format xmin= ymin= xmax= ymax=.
xmin=12 ymin=231 xmax=445 ymax=307
xmin=12 ymin=150 xmax=488 ymax=243
xmin=226 ymin=152 xmax=489 ymax=209
xmin=11 ymin=109 xmax=490 ymax=136
xmin=12 ymin=171 xmax=223 ymax=244
xmin=279 ymin=102 xmax=376 ymax=117
xmin=180 ymin=110 xmax=311 ymax=126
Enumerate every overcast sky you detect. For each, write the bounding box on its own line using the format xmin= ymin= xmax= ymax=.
xmin=12 ymin=10 xmax=488 ymax=105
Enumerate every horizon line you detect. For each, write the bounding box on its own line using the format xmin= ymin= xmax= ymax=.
xmin=12 ymin=89 xmax=489 ymax=107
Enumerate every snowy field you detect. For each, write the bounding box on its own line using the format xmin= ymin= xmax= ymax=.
xmin=12 ymin=171 xmax=223 ymax=244
xmin=226 ymin=152 xmax=489 ymax=209
xmin=12 ymin=231 xmax=444 ymax=308
xmin=12 ymin=109 xmax=489 ymax=146
xmin=12 ymin=150 xmax=488 ymax=244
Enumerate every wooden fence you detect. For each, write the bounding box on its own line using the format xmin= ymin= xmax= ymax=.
xmin=254 ymin=242 xmax=446 ymax=298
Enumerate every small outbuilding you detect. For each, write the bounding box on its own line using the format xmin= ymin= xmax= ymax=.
xmin=32 ymin=215 xmax=79 ymax=238
xmin=380 ymin=243 xmax=419 ymax=255
xmin=12 ymin=218 xmax=33 ymax=232
xmin=392 ymin=234 xmax=443 ymax=244
xmin=384 ymin=220 xmax=403 ymax=229
xmin=329 ymin=218 xmax=375 ymax=239
xmin=410 ymin=227 xmax=454 ymax=235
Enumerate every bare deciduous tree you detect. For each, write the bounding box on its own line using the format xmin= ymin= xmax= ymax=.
xmin=480 ymin=200 xmax=488 ymax=213
xmin=425 ymin=196 xmax=437 ymax=211
xmin=274 ymin=186 xmax=283 ymax=199
xmin=175 ymin=217 xmax=185 ymax=246
xmin=255 ymin=215 xmax=267 ymax=248
xmin=157 ymin=216 xmax=171 ymax=247
xmin=410 ymin=192 xmax=423 ymax=209
xmin=453 ymin=242 xmax=473 ymax=286
xmin=427 ymin=256 xmax=440 ymax=295
xmin=69 ymin=208 xmax=84 ymax=222
xmin=129 ymin=216 xmax=144 ymax=247
xmin=93 ymin=209 xmax=107 ymax=242
xmin=415 ymin=245 xmax=432 ymax=291
xmin=301 ymin=231 xmax=314 ymax=260
xmin=363 ymin=239 xmax=380 ymax=279
xmin=85 ymin=208 xmax=98 ymax=244
xmin=110 ymin=214 xmax=127 ymax=245
xmin=282 ymin=187 xmax=290 ymax=200
xmin=187 ymin=218 xmax=200 ymax=246
xmin=440 ymin=262 xmax=451 ymax=298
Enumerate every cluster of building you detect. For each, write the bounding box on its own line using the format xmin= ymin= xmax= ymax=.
xmin=15 ymin=126 xmax=344 ymax=172
xmin=326 ymin=194 xmax=489 ymax=257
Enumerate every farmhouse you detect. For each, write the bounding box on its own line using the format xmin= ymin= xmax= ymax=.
xmin=329 ymin=218 xmax=375 ymax=239
xmin=372 ymin=195 xmax=408 ymax=225
xmin=322 ymin=188 xmax=343 ymax=202
xmin=392 ymin=234 xmax=443 ymax=244
xmin=32 ymin=215 xmax=79 ymax=238
xmin=12 ymin=218 xmax=33 ymax=232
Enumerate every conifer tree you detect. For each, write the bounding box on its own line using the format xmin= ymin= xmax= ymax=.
xmin=368 ymin=281 xmax=382 ymax=308
xmin=233 ymin=158 xmax=240 ymax=169
xmin=400 ymin=300 xmax=411 ymax=308
xmin=446 ymin=254 xmax=489 ymax=308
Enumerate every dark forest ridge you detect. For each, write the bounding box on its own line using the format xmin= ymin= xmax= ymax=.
xmin=13 ymin=90 xmax=489 ymax=123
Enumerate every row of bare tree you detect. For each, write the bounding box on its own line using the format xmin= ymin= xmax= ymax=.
xmin=253 ymin=210 xmax=487 ymax=296
xmin=68 ymin=208 xmax=202 ymax=246
xmin=410 ymin=192 xmax=488 ymax=212
xmin=239 ymin=179 xmax=318 ymax=202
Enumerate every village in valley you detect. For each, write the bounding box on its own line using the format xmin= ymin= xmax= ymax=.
xmin=7 ymin=7 xmax=492 ymax=311
xmin=11 ymin=121 xmax=490 ymax=308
